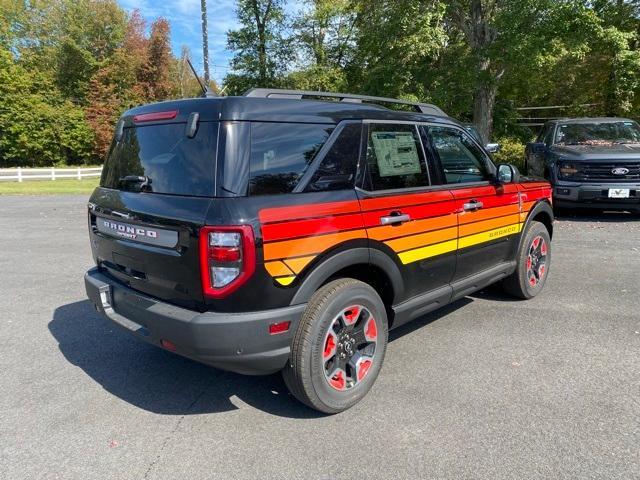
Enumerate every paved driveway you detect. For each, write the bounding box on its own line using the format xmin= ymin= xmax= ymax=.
xmin=1 ymin=195 xmax=639 ymax=479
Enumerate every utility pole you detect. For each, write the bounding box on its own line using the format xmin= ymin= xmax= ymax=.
xmin=200 ymin=0 xmax=210 ymax=85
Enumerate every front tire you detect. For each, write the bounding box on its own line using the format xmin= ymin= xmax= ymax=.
xmin=502 ymin=221 xmax=551 ymax=299
xmin=283 ymin=278 xmax=388 ymax=414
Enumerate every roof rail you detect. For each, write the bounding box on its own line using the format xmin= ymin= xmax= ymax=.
xmin=244 ymin=88 xmax=447 ymax=116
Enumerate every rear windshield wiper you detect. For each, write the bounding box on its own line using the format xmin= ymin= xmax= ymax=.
xmin=119 ymin=175 xmax=153 ymax=192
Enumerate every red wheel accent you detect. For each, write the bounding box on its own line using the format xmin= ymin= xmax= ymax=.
xmin=356 ymin=359 xmax=372 ymax=381
xmin=329 ymin=369 xmax=346 ymax=390
xmin=526 ymin=235 xmax=548 ymax=289
xmin=343 ymin=306 xmax=360 ymax=325
xmin=321 ymin=305 xmax=378 ymax=391
xmin=364 ymin=317 xmax=377 ymax=341
xmin=532 ymin=237 xmax=540 ymax=249
xmin=323 ymin=331 xmax=337 ymax=359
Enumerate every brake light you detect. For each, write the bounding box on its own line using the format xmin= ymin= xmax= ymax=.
xmin=133 ymin=110 xmax=178 ymax=123
xmin=199 ymin=226 xmax=255 ymax=298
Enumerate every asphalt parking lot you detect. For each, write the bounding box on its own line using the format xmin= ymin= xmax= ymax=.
xmin=1 ymin=195 xmax=639 ymax=480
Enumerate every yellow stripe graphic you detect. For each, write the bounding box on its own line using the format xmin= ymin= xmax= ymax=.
xmin=398 ymin=239 xmax=458 ymax=265
xmin=275 ymin=276 xmax=296 ymax=286
xmin=458 ymin=223 xmax=522 ymax=249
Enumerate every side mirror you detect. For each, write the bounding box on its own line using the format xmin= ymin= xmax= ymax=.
xmin=527 ymin=142 xmax=546 ymax=154
xmin=485 ymin=143 xmax=501 ymax=154
xmin=496 ymin=164 xmax=520 ymax=184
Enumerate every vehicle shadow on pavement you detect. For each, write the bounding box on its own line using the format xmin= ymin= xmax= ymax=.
xmin=50 ymin=297 xmax=479 ymax=417
xmin=49 ymin=300 xmax=324 ymax=419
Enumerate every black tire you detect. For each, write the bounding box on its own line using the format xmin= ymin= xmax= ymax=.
xmin=282 ymin=278 xmax=388 ymax=414
xmin=502 ymin=221 xmax=551 ymax=299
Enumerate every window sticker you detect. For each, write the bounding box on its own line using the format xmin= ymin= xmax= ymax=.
xmin=371 ymin=132 xmax=421 ymax=177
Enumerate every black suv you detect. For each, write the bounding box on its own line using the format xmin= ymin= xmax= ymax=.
xmin=85 ymin=89 xmax=553 ymax=413
xmin=525 ymin=117 xmax=640 ymax=211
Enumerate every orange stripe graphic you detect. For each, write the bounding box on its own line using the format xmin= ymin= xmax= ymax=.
xmin=368 ymin=214 xmax=457 ymax=241
xmin=263 ymin=229 xmax=366 ymax=261
xmin=386 ymin=226 xmax=458 ymax=253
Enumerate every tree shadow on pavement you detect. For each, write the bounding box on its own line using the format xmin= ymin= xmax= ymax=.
xmin=49 ymin=300 xmax=323 ymax=419
xmin=554 ymin=208 xmax=640 ymax=223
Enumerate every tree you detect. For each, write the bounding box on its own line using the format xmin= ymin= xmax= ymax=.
xmin=286 ymin=0 xmax=356 ymax=91
xmin=445 ymin=0 xmax=602 ymax=142
xmin=140 ymin=18 xmax=173 ymax=101
xmin=0 ymin=48 xmax=93 ymax=166
xmin=225 ymin=0 xmax=291 ymax=94
xmin=347 ymin=0 xmax=447 ymax=101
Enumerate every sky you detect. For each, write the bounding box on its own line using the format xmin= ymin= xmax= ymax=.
xmin=117 ymin=0 xmax=301 ymax=86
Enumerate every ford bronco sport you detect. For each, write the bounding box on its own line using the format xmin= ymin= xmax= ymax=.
xmin=85 ymin=89 xmax=553 ymax=413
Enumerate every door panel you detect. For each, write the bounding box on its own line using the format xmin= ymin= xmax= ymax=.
xmin=360 ymin=187 xmax=458 ymax=300
xmin=359 ymin=122 xmax=457 ymax=303
xmin=451 ymin=184 xmax=521 ymax=280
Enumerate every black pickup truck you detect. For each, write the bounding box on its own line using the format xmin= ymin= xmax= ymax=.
xmin=525 ymin=118 xmax=640 ymax=212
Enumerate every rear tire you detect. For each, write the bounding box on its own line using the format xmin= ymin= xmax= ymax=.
xmin=283 ymin=278 xmax=388 ymax=414
xmin=502 ymin=221 xmax=551 ymax=299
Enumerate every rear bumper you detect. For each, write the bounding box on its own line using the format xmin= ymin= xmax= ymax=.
xmin=553 ymin=181 xmax=640 ymax=210
xmin=84 ymin=268 xmax=305 ymax=375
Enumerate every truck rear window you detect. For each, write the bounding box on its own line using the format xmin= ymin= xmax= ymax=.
xmin=101 ymin=122 xmax=218 ymax=197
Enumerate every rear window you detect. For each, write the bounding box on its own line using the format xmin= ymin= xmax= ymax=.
xmin=249 ymin=122 xmax=334 ymax=195
xmin=101 ymin=122 xmax=218 ymax=196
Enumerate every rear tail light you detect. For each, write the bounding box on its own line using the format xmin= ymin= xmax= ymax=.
xmin=199 ymin=226 xmax=255 ymax=298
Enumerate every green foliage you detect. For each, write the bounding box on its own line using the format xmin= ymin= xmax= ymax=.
xmin=0 ymin=2 xmax=186 ymax=166
xmin=225 ymin=0 xmax=292 ymax=94
xmin=0 ymin=49 xmax=93 ymax=167
xmin=492 ymin=138 xmax=527 ymax=171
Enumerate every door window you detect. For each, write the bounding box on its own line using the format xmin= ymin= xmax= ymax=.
xmin=429 ymin=126 xmax=491 ymax=184
xmin=364 ymin=123 xmax=430 ymax=191
xmin=305 ymin=123 xmax=361 ymax=192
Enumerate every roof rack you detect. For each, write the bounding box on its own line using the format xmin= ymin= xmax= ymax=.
xmin=244 ymin=88 xmax=447 ymax=116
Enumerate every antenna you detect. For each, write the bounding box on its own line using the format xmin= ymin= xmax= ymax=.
xmin=186 ymin=58 xmax=209 ymax=97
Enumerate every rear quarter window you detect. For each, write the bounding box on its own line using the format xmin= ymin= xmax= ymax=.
xmin=249 ymin=122 xmax=334 ymax=195
xmin=101 ymin=122 xmax=218 ymax=197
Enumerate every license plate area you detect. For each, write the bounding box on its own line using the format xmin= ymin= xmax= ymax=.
xmin=608 ymin=188 xmax=630 ymax=198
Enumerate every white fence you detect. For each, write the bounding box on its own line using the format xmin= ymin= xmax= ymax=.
xmin=0 ymin=166 xmax=103 ymax=182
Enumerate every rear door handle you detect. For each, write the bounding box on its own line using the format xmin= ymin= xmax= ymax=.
xmin=463 ymin=200 xmax=483 ymax=212
xmin=380 ymin=213 xmax=411 ymax=225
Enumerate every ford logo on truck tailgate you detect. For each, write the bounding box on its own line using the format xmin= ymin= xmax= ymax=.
xmin=96 ymin=217 xmax=178 ymax=248
xmin=611 ymin=167 xmax=630 ymax=175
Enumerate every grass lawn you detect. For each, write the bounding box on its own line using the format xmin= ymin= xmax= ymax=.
xmin=0 ymin=178 xmax=99 ymax=195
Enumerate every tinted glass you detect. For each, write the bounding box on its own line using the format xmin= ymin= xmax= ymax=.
xmin=101 ymin=122 xmax=218 ymax=197
xmin=305 ymin=123 xmax=361 ymax=192
xmin=365 ymin=123 xmax=430 ymax=191
xmin=554 ymin=121 xmax=640 ymax=145
xmin=429 ymin=126 xmax=490 ymax=184
xmin=249 ymin=122 xmax=333 ymax=195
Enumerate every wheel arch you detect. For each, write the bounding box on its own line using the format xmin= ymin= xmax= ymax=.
xmin=521 ymin=199 xmax=554 ymax=249
xmin=290 ymin=247 xmax=404 ymax=312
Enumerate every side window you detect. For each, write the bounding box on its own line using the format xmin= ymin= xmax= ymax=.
xmin=364 ymin=123 xmax=430 ymax=191
xmin=429 ymin=126 xmax=491 ymax=184
xmin=536 ymin=125 xmax=548 ymax=143
xmin=249 ymin=122 xmax=333 ymax=195
xmin=543 ymin=125 xmax=555 ymax=145
xmin=305 ymin=123 xmax=361 ymax=192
